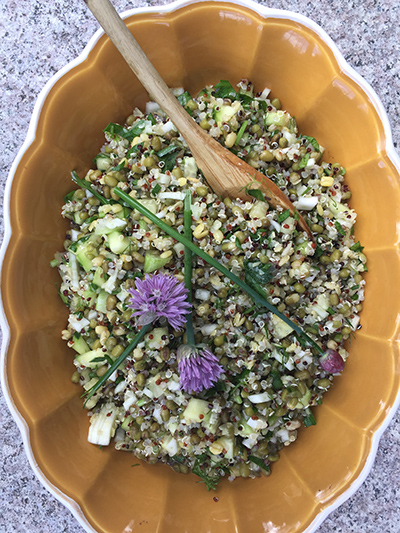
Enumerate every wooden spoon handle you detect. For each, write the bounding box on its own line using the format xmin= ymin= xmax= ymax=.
xmin=83 ymin=0 xmax=312 ymax=239
xmin=83 ymin=0 xmax=199 ymax=143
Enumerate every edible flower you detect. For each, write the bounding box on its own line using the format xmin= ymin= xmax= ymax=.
xmin=319 ymin=349 xmax=345 ymax=374
xmin=177 ymin=344 xmax=224 ymax=394
xmin=127 ymin=273 xmax=191 ymax=330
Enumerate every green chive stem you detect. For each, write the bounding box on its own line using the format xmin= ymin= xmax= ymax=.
xmin=83 ymin=323 xmax=151 ymax=405
xmin=114 ymin=187 xmax=323 ymax=354
xmin=71 ymin=171 xmax=112 ymax=205
xmin=184 ymin=190 xmax=196 ymax=346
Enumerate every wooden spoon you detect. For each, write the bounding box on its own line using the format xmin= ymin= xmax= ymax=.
xmin=83 ymin=0 xmax=312 ymax=238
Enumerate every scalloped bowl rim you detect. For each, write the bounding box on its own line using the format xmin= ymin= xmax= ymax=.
xmin=1 ymin=1 xmax=399 ymax=532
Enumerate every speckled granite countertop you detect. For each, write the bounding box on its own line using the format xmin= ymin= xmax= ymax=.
xmin=1 ymin=0 xmax=399 ymax=531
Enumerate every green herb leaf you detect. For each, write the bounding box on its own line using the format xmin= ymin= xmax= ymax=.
xmin=192 ymin=453 xmax=221 ymax=490
xmin=90 ymin=356 xmax=107 ymax=363
xmin=177 ymin=90 xmax=192 ymax=106
xmin=103 ymin=120 xmax=146 ymax=142
xmin=64 ymin=190 xmax=75 ymax=202
xmin=334 ymin=221 xmax=346 ymax=236
xmin=271 ymin=369 xmax=283 ymax=390
xmin=248 ymin=455 xmax=270 ymax=473
xmin=301 ymin=135 xmax=320 ymax=152
xmin=303 ymin=408 xmax=316 ymax=427
xmin=238 ymin=93 xmax=253 ymax=107
xmin=127 ymin=142 xmax=143 ymax=157
xmin=244 ymin=259 xmax=273 ymax=286
xmin=277 ymin=209 xmax=290 ymax=223
xmin=157 ymin=144 xmax=178 ymax=157
xmin=350 ymin=241 xmax=364 ymax=253
xmin=203 ymin=381 xmax=227 ymax=398
xmin=213 ymin=80 xmax=237 ymax=99
xmin=299 ymin=153 xmax=310 ymax=169
xmin=148 ymin=113 xmax=157 ymax=125
xmin=247 ymin=188 xmax=267 ymax=202
xmin=157 ymin=145 xmax=179 ymax=171
xmin=110 ymin=161 xmax=126 ymax=172
xmin=235 ymin=237 xmax=243 ymax=250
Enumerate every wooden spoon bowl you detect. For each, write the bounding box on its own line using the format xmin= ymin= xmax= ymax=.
xmin=84 ymin=0 xmax=312 ymax=239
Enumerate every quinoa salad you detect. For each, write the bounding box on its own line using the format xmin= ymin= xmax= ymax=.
xmin=53 ymin=79 xmax=367 ymax=489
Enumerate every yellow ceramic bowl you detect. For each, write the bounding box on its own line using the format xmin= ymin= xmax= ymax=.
xmin=2 ymin=1 xmax=400 ymax=532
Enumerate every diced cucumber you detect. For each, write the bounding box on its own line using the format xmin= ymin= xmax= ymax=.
xmin=160 ymin=434 xmax=179 ymax=456
xmin=94 ymin=217 xmax=127 ymax=235
xmin=202 ymin=411 xmax=220 ymax=433
xmin=210 ymin=436 xmax=235 ymax=459
xmin=88 ymin=403 xmax=121 ymax=446
xmin=270 ymin=314 xmax=294 ymax=340
xmin=143 ymin=252 xmax=171 ymax=273
xmin=107 ymin=230 xmax=130 ymax=254
xmin=236 ymin=418 xmax=254 ymax=437
xmin=74 ymin=235 xmax=101 ymax=272
xmin=75 ymin=347 xmax=108 ymax=369
xmin=115 ymin=207 xmax=131 ymax=220
xmin=138 ymin=218 xmax=148 ymax=231
xmin=265 ymin=110 xmax=290 ymax=127
xmin=136 ymin=198 xmax=157 ymax=215
xmin=96 ymin=290 xmax=109 ymax=313
xmin=80 ymin=289 xmax=97 ymax=308
xmin=93 ymin=266 xmax=107 ymax=288
xmin=94 ymin=153 xmax=112 ymax=171
xmin=147 ymin=376 xmax=165 ymax=399
xmin=214 ymin=104 xmax=236 ymax=124
xmin=145 ymin=327 xmax=168 ymax=350
xmin=70 ymin=333 xmax=90 ymax=355
xmin=314 ymin=293 xmax=330 ymax=320
xmin=183 ymin=398 xmax=210 ymax=423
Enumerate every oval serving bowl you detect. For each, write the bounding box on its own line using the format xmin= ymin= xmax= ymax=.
xmin=2 ymin=1 xmax=400 ymax=532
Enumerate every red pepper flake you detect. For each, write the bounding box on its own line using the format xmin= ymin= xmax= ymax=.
xmin=199 ymin=414 xmax=204 ymax=420
xmin=156 ymin=379 xmax=162 ymax=385
xmin=106 ymin=412 xmax=112 ymax=417
xmin=251 ymin=415 xmax=258 ymax=420
xmin=283 ymin=223 xmax=289 ymax=229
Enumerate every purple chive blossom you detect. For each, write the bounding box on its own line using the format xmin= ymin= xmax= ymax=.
xmin=319 ymin=349 xmax=345 ymax=374
xmin=127 ymin=273 xmax=191 ymax=330
xmin=177 ymin=344 xmax=224 ymax=394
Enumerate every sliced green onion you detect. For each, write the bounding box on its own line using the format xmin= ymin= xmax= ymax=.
xmin=114 ymin=187 xmax=323 ymax=354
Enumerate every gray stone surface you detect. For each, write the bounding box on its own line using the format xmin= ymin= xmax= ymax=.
xmin=0 ymin=0 xmax=399 ymax=532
